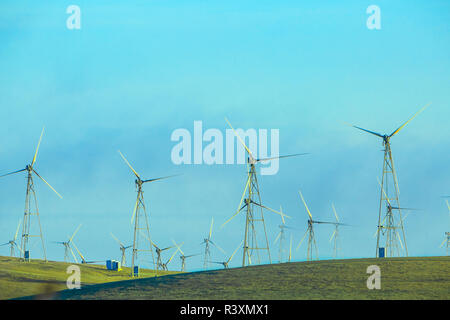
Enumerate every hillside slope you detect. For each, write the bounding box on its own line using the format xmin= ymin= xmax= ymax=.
xmin=17 ymin=256 xmax=450 ymax=300
xmin=0 ymin=256 xmax=179 ymax=300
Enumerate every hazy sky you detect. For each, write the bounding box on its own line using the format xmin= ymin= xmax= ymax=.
xmin=0 ymin=1 xmax=449 ymax=271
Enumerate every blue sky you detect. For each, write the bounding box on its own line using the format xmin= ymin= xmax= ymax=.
xmin=0 ymin=1 xmax=449 ymax=271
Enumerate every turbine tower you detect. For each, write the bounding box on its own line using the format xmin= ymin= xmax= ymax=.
xmin=210 ymin=240 xmax=243 ymax=269
xmin=202 ymin=217 xmax=225 ymax=270
xmin=118 ymin=150 xmax=178 ymax=277
xmin=54 ymin=224 xmax=82 ymax=263
xmin=0 ymin=127 xmax=62 ymax=262
xmin=222 ymin=118 xmax=303 ymax=267
xmin=440 ymin=200 xmax=450 ymax=256
xmin=172 ymin=241 xmax=199 ymax=272
xmin=111 ymin=232 xmax=132 ymax=267
xmin=348 ymin=103 xmax=431 ymax=257
xmin=296 ymin=190 xmax=342 ymax=261
xmin=274 ymin=206 xmax=294 ymax=263
xmin=329 ymin=203 xmax=349 ymax=259
xmin=1 ymin=220 xmax=22 ymax=257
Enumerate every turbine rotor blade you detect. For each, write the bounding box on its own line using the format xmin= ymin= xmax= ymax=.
xmin=14 ymin=220 xmax=22 ymax=241
xmin=209 ymin=217 xmax=214 ymax=240
xmin=143 ymin=174 xmax=181 ymax=183
xmin=224 ymin=117 xmax=254 ymax=159
xmin=118 ymin=150 xmax=141 ymax=179
xmin=110 ymin=232 xmax=124 ymax=247
xmin=332 ymin=203 xmax=339 ymax=222
xmin=228 ymin=240 xmax=243 ymax=263
xmin=352 ymin=125 xmax=384 ymax=138
xmin=390 ymin=102 xmax=431 ymax=137
xmin=32 ymin=169 xmax=62 ymax=199
xmin=221 ymin=174 xmax=251 ymax=228
xmin=298 ymin=190 xmax=313 ymax=220
xmin=32 ymin=127 xmax=45 ymax=166
xmin=296 ymin=230 xmax=308 ymax=250
xmin=256 ymin=153 xmax=309 ymax=163
xmin=69 ymin=224 xmax=82 ymax=243
xmin=0 ymin=168 xmax=26 ymax=178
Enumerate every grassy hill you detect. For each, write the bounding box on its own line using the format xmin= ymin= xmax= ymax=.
xmin=10 ymin=256 xmax=450 ymax=300
xmin=0 ymin=256 xmax=179 ymax=300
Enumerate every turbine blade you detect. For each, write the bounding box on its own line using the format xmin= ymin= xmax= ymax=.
xmin=332 ymin=203 xmax=339 ymax=222
xmin=209 ymin=217 xmax=214 ymax=240
xmin=14 ymin=220 xmax=22 ymax=241
xmin=329 ymin=230 xmax=336 ymax=243
xmin=446 ymin=200 xmax=450 ymax=213
xmin=298 ymin=190 xmax=313 ymax=220
xmin=70 ymin=247 xmax=78 ymax=264
xmin=131 ymin=194 xmax=139 ymax=225
xmin=211 ymin=241 xmax=226 ymax=255
xmin=377 ymin=178 xmax=392 ymax=207
xmin=32 ymin=127 xmax=45 ymax=166
xmin=71 ymin=241 xmax=85 ymax=263
xmin=69 ymin=224 xmax=82 ymax=242
xmin=390 ymin=102 xmax=431 ymax=137
xmin=32 ymin=169 xmax=63 ymax=199
xmin=296 ymin=229 xmax=308 ymax=250
xmin=224 ymin=117 xmax=254 ymax=159
xmin=110 ymin=232 xmax=123 ymax=247
xmin=257 ymin=153 xmax=309 ymax=163
xmin=221 ymin=173 xmax=251 ymax=228
xmin=279 ymin=205 xmax=285 ymax=225
xmin=143 ymin=174 xmax=181 ymax=183
xmin=228 ymin=240 xmax=243 ymax=263
xmin=274 ymin=231 xmax=281 ymax=244
xmin=440 ymin=238 xmax=447 ymax=248
xmin=351 ymin=125 xmax=384 ymax=138
xmin=118 ymin=150 xmax=140 ymax=179
xmin=172 ymin=239 xmax=184 ymax=255
xmin=251 ymin=201 xmax=291 ymax=219
xmin=397 ymin=232 xmax=404 ymax=250
xmin=0 ymin=168 xmax=26 ymax=178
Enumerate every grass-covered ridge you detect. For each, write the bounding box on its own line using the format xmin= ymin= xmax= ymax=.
xmin=9 ymin=256 xmax=450 ymax=300
xmin=0 ymin=256 xmax=179 ymax=300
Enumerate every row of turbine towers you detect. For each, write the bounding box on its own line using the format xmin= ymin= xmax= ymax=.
xmin=1 ymin=102 xmax=449 ymax=275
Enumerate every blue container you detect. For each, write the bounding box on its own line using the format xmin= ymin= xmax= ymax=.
xmin=106 ymin=260 xmax=112 ymax=270
xmin=24 ymin=250 xmax=30 ymax=261
xmin=379 ymin=247 xmax=385 ymax=258
xmin=133 ymin=266 xmax=139 ymax=277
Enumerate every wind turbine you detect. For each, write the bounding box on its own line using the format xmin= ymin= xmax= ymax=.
xmin=54 ymin=224 xmax=82 ymax=263
xmin=151 ymin=240 xmax=177 ymax=272
xmin=160 ymin=244 xmax=182 ymax=271
xmin=222 ymin=118 xmax=304 ymax=267
xmin=0 ymin=127 xmax=62 ymax=262
xmin=348 ymin=103 xmax=431 ymax=257
xmin=329 ymin=203 xmax=350 ymax=259
xmin=210 ymin=240 xmax=243 ymax=269
xmin=296 ymin=190 xmax=342 ymax=261
xmin=172 ymin=240 xmax=200 ymax=272
xmin=440 ymin=200 xmax=450 ymax=256
xmin=1 ymin=220 xmax=23 ymax=257
xmin=110 ymin=232 xmax=132 ymax=267
xmin=118 ymin=150 xmax=178 ymax=277
xmin=202 ymin=217 xmax=225 ymax=270
xmin=376 ymin=179 xmax=419 ymax=256
xmin=274 ymin=206 xmax=295 ymax=263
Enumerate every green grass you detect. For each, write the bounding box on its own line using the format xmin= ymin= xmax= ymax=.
xmin=0 ymin=256 xmax=180 ymax=300
xmin=10 ymin=255 xmax=450 ymax=300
